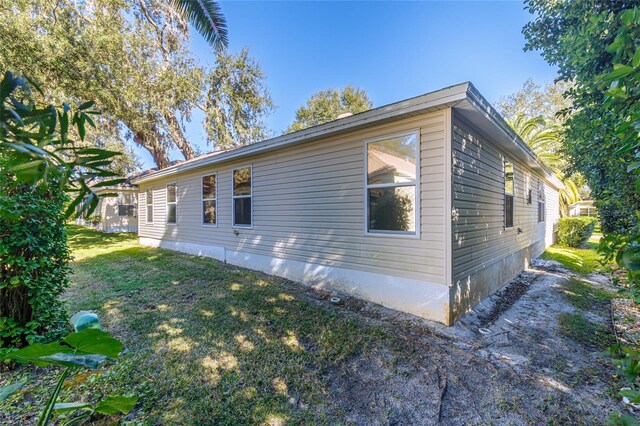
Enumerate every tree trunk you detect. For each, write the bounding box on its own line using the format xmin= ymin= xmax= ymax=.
xmin=133 ymin=130 xmax=171 ymax=169
xmin=164 ymin=110 xmax=196 ymax=160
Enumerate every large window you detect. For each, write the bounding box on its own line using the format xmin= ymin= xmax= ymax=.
xmin=146 ymin=188 xmax=153 ymax=223
xmin=365 ymin=131 xmax=419 ymax=235
xmin=233 ymin=167 xmax=252 ymax=227
xmin=538 ymin=181 xmax=546 ymax=223
xmin=202 ymin=174 xmax=217 ymax=226
xmin=117 ymin=193 xmax=136 ymax=217
xmin=166 ymin=183 xmax=177 ymax=224
xmin=504 ymin=161 xmax=514 ymax=228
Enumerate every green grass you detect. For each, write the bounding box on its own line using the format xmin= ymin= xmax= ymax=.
xmin=1 ymin=225 xmax=397 ymax=424
xmin=561 ymin=278 xmax=615 ymax=312
xmin=557 ymin=312 xmax=616 ymax=351
xmin=540 ymin=234 xmax=605 ymax=275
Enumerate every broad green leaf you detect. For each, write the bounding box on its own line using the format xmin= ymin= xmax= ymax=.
xmin=40 ymin=353 xmax=111 ymax=369
xmin=7 ymin=342 xmax=74 ymax=367
xmin=78 ymin=100 xmax=95 ymax=110
xmin=604 ymin=64 xmax=635 ymax=82
xmin=63 ymin=329 xmax=122 ymax=358
xmin=633 ymin=46 xmax=640 ymax=68
xmin=94 ymin=395 xmax=138 ymax=415
xmin=54 ymin=402 xmax=93 ymax=413
xmin=0 ymin=381 xmax=26 ymax=401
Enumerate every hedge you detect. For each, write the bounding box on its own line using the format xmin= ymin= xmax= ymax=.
xmin=557 ymin=216 xmax=598 ymax=248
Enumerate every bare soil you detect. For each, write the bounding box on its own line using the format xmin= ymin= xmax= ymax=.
xmin=313 ymin=260 xmax=634 ymax=425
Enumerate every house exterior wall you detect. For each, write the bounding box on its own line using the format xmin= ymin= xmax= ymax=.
xmin=449 ymin=112 xmax=560 ymax=321
xmin=75 ymin=190 xmax=138 ymax=233
xmin=137 ymin=111 xmax=453 ymax=323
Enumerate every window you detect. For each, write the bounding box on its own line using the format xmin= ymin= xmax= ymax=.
xmin=504 ymin=161 xmax=514 ymax=228
xmin=233 ymin=167 xmax=252 ymax=227
xmin=365 ymin=131 xmax=419 ymax=235
xmin=202 ymin=174 xmax=217 ymax=225
xmin=146 ymin=188 xmax=153 ymax=223
xmin=166 ymin=183 xmax=177 ymax=224
xmin=525 ymin=172 xmax=532 ymax=205
xmin=538 ymin=182 xmax=546 ymax=223
xmin=117 ymin=193 xmax=136 ymax=217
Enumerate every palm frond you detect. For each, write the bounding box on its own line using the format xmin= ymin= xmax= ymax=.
xmin=167 ymin=0 xmax=228 ymax=50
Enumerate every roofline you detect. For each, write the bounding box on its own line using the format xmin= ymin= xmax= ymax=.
xmin=132 ymin=81 xmax=563 ymax=190
xmin=131 ymin=82 xmax=470 ymax=184
xmin=464 ymin=83 xmax=564 ymax=190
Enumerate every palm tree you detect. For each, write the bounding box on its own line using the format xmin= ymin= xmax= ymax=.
xmin=508 ymin=114 xmax=580 ymax=215
xmin=168 ymin=0 xmax=228 ymax=50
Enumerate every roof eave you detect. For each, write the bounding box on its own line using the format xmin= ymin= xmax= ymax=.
xmin=131 ymin=82 xmax=471 ymax=185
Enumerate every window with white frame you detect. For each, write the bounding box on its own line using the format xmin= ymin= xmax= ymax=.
xmin=146 ymin=188 xmax=153 ymax=223
xmin=365 ymin=131 xmax=418 ymax=235
xmin=538 ymin=181 xmax=546 ymax=223
xmin=525 ymin=172 xmax=532 ymax=205
xmin=117 ymin=193 xmax=136 ymax=217
xmin=202 ymin=174 xmax=217 ymax=225
xmin=166 ymin=183 xmax=177 ymax=224
xmin=504 ymin=161 xmax=514 ymax=228
xmin=233 ymin=167 xmax=252 ymax=227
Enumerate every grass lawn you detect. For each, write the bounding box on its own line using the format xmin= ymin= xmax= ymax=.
xmin=2 ymin=225 xmax=399 ymax=425
xmin=540 ymin=234 xmax=605 ymax=275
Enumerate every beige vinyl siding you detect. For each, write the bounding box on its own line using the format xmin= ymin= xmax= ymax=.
xmin=77 ymin=190 xmax=138 ymax=232
xmin=451 ymin=114 xmax=553 ymax=280
xmin=450 ymin=112 xmax=559 ymax=318
xmin=138 ymin=111 xmax=448 ymax=284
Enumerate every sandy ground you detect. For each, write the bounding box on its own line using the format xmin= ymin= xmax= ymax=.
xmin=317 ymin=260 xmax=635 ymax=425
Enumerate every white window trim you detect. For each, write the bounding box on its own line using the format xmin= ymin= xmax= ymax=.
xmin=145 ymin=188 xmax=154 ymax=224
xmin=504 ymin=160 xmax=514 ymax=229
xmin=166 ymin=183 xmax=177 ymax=225
xmin=363 ymin=130 xmax=421 ymax=239
xmin=201 ymin=173 xmax=218 ymax=227
xmin=538 ymin=181 xmax=546 ymax=223
xmin=232 ymin=165 xmax=253 ymax=229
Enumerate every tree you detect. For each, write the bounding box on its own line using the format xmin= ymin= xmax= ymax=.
xmin=169 ymin=0 xmax=228 ymax=50
xmin=496 ymin=79 xmax=573 ymax=125
xmin=523 ymin=0 xmax=640 ymax=234
xmin=0 ymin=1 xmax=271 ymax=169
xmin=286 ymin=85 xmax=372 ymax=133
xmin=205 ymin=49 xmax=275 ymax=150
xmin=507 ymin=115 xmax=580 ymax=214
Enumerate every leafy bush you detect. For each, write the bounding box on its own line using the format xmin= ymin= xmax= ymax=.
xmin=87 ymin=215 xmax=102 ymax=226
xmin=0 ymin=71 xmax=124 ymax=354
xmin=0 ymin=164 xmax=71 ymax=349
xmin=557 ymin=217 xmax=597 ymax=247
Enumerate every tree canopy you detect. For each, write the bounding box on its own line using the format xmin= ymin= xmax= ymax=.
xmin=523 ymin=0 xmax=640 ymax=234
xmin=286 ymin=85 xmax=372 ymax=133
xmin=0 ymin=0 xmax=272 ymax=170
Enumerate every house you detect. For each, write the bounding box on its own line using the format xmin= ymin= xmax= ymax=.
xmin=569 ymin=200 xmax=597 ymax=217
xmin=130 ymin=82 xmax=562 ymax=325
xmin=75 ymin=184 xmax=139 ymax=233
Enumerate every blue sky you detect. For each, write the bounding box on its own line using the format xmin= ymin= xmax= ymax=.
xmin=140 ymin=1 xmax=558 ymax=168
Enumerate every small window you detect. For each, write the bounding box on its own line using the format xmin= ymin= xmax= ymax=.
xmin=233 ymin=167 xmax=252 ymax=227
xmin=538 ymin=182 xmax=546 ymax=223
xmin=118 ymin=193 xmax=135 ymax=217
xmin=525 ymin=172 xmax=532 ymax=205
xmin=202 ymin=174 xmax=217 ymax=225
xmin=366 ymin=131 xmax=419 ymax=235
xmin=504 ymin=161 xmax=514 ymax=228
xmin=166 ymin=183 xmax=177 ymax=224
xmin=146 ymin=188 xmax=153 ymax=223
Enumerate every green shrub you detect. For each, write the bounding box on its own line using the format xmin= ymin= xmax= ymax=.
xmin=557 ymin=216 xmax=597 ymax=247
xmin=0 ymin=164 xmax=71 ymax=350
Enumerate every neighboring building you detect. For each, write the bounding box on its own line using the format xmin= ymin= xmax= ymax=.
xmin=75 ymin=184 xmax=138 ymax=233
xmin=569 ymin=200 xmax=597 ymax=217
xmin=131 ymin=82 xmax=563 ymax=325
